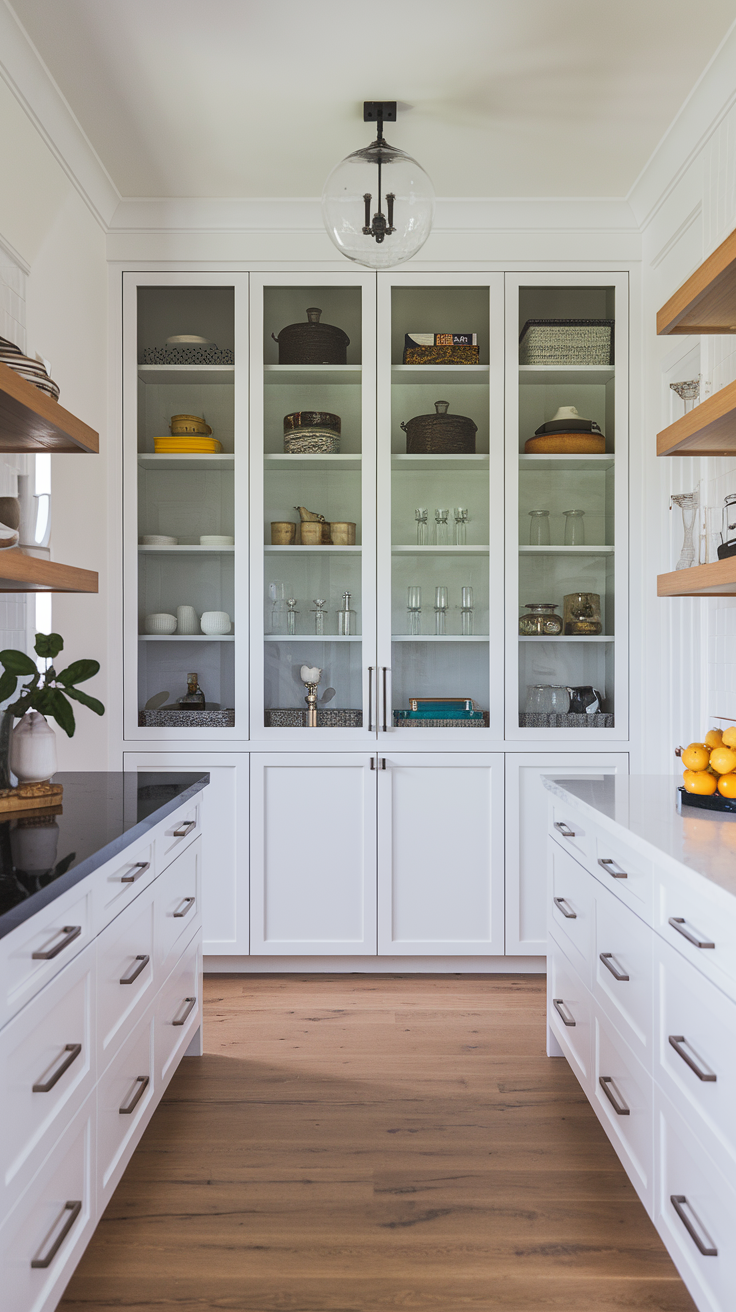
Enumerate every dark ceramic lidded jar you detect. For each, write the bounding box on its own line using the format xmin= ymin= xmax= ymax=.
xmin=272 ymin=307 xmax=350 ymax=365
xmin=401 ymin=400 xmax=477 ymax=454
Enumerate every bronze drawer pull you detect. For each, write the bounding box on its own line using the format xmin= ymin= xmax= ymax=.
xmin=31 ymin=1200 xmax=82 ymax=1268
xmin=121 ymin=861 xmax=150 ymax=884
xmin=172 ymin=996 xmax=197 ymax=1027
xmin=553 ymin=896 xmax=576 ymax=919
xmin=669 ymin=1035 xmax=717 ymax=1082
xmin=119 ymin=954 xmax=150 ymax=986
xmin=119 ymin=1075 xmax=150 ymax=1115
xmin=554 ymin=821 xmax=575 ymax=838
xmin=600 ymin=952 xmax=629 ymax=982
xmin=32 ymin=925 xmax=81 ymax=960
xmin=367 ymin=666 xmax=375 ymax=732
xmin=671 ymin=1195 xmax=718 ymax=1256
xmin=173 ymin=820 xmax=196 ymax=838
xmin=381 ymin=667 xmax=388 ymax=733
xmin=33 ymin=1043 xmax=82 ymax=1093
xmin=598 ymin=857 xmax=627 ymax=879
xmin=552 ymin=998 xmax=576 ymax=1027
xmin=599 ymin=1076 xmax=630 ymax=1115
xmin=668 ymin=917 xmax=715 ymax=949
xmin=173 ymin=896 xmax=195 ymax=919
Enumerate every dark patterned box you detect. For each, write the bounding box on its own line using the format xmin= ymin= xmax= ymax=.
xmin=265 ymin=708 xmax=363 ymax=728
xmin=139 ymin=708 xmax=235 ymax=728
xmin=518 ymin=712 xmax=614 ymax=729
xmin=141 ymin=346 xmax=234 ymax=365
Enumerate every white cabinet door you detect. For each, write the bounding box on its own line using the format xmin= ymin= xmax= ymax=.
xmin=124 ymin=753 xmax=248 ymax=956
xmin=505 ymin=753 xmax=628 ymax=956
xmin=250 ymin=754 xmax=377 ymax=955
xmin=377 ymin=753 xmax=504 ymax=955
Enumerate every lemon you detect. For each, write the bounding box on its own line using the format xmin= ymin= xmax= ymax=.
xmin=683 ymin=769 xmax=718 ymax=795
xmin=718 ymin=773 xmax=736 ymax=798
xmin=708 ymin=746 xmax=736 ymax=775
xmin=681 ymin=743 xmax=710 ymax=771
xmin=722 ymin=726 xmax=736 ymax=749
xmin=705 ymin=729 xmax=724 ymax=749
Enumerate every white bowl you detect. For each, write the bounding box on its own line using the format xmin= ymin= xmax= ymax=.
xmin=144 ymin=612 xmax=177 ymax=635
xmin=199 ymin=535 xmax=234 ymax=546
xmin=140 ymin=534 xmax=178 ymax=546
xmin=200 ymin=611 xmax=232 ymax=635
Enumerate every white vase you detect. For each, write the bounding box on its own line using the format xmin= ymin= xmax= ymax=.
xmin=10 ymin=711 xmax=58 ymax=784
xmin=176 ymin=604 xmax=199 ymax=634
xmin=200 ymin=610 xmax=231 ymax=635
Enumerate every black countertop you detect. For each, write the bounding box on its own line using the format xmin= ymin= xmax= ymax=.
xmin=0 ymin=771 xmax=209 ymax=940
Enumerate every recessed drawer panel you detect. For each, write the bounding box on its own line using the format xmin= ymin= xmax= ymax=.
xmin=1 ymin=880 xmax=94 ymax=1029
xmin=592 ymin=829 xmax=652 ymax=919
xmin=96 ymin=840 xmax=155 ymax=923
xmin=155 ymin=801 xmax=201 ymax=874
xmin=550 ymin=801 xmax=591 ymax=866
xmin=593 ymin=1007 xmax=653 ymax=1214
xmin=157 ymin=837 xmax=201 ymax=979
xmin=96 ymin=884 xmax=156 ymax=1071
xmin=97 ymin=1009 xmax=155 ymax=1213
xmin=593 ymin=880 xmax=653 ymax=1065
xmin=550 ymin=842 xmax=594 ymax=984
xmin=0 ymin=943 xmax=95 ymax=1211
xmin=548 ymin=931 xmax=592 ymax=1092
xmin=155 ymin=930 xmax=201 ymax=1089
xmin=656 ymin=866 xmax=736 ymax=1004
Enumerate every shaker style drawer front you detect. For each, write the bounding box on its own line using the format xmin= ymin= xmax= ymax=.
xmin=96 ymin=840 xmax=155 ymax=924
xmin=96 ymin=884 xmax=156 ymax=1070
xmin=155 ymin=930 xmax=201 ymax=1089
xmin=156 ymin=837 xmax=201 ymax=978
xmin=593 ymin=1008 xmax=653 ymax=1213
xmin=550 ymin=843 xmax=594 ymax=983
xmin=548 ymin=931 xmax=592 ymax=1091
xmin=1 ymin=883 xmax=93 ymax=1029
xmin=550 ymin=803 xmax=591 ymax=866
xmin=593 ymin=880 xmax=653 ymax=1063
xmin=155 ymin=803 xmax=200 ymax=875
xmin=593 ymin=831 xmax=652 ymax=918
xmin=0 ymin=944 xmax=95 ymax=1211
xmin=97 ymin=1009 xmax=155 ymax=1212
xmin=657 ymin=869 xmax=736 ymax=1003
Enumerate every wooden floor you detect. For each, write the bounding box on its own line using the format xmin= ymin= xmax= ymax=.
xmin=61 ymin=974 xmax=695 ymax=1311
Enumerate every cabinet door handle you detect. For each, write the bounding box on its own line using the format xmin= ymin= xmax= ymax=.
xmin=33 ymin=1043 xmax=82 ymax=1093
xmin=32 ymin=925 xmax=82 ymax=960
xmin=552 ymin=998 xmax=576 ymax=1027
xmin=554 ymin=821 xmax=575 ymax=838
xmin=119 ymin=954 xmax=150 ymax=986
xmin=119 ymin=1074 xmax=150 ymax=1115
xmin=599 ymin=952 xmax=629 ymax=982
xmin=173 ymin=896 xmax=195 ymax=919
xmin=599 ymin=1075 xmax=630 ymax=1116
xmin=598 ymin=857 xmax=628 ymax=880
xmin=669 ymin=1035 xmax=717 ymax=1082
xmin=173 ymin=820 xmax=196 ymax=838
xmin=670 ymin=1195 xmax=718 ymax=1256
xmin=668 ymin=916 xmax=715 ymax=949
xmin=367 ymin=666 xmax=375 ymax=732
xmin=381 ymin=666 xmax=389 ymax=732
xmin=173 ymin=996 xmax=197 ymax=1027
xmin=30 ymin=1200 xmax=82 ymax=1268
xmin=553 ymin=896 xmax=577 ymax=919
xmin=121 ymin=861 xmax=150 ymax=884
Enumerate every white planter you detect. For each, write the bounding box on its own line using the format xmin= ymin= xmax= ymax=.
xmin=10 ymin=711 xmax=58 ymax=784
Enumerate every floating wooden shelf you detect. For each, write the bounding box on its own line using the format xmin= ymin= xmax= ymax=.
xmin=657 ymin=380 xmax=736 ymax=456
xmin=657 ymin=227 xmax=736 ymax=335
xmin=0 ymin=361 xmax=98 ymax=453
xmin=657 ymin=559 xmax=736 ymax=597
xmin=0 ymin=551 xmax=98 ymax=593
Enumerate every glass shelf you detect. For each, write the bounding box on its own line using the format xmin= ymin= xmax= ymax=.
xmin=137 ymin=365 xmax=234 ymax=385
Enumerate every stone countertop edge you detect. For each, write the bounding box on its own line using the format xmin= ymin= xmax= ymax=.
xmin=0 ymin=771 xmax=210 ymax=942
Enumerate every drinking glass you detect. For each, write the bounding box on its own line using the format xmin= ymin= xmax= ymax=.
xmin=435 ymin=585 xmax=448 ymax=635
xmin=311 ymin=599 xmax=327 ymax=635
xmin=563 ymin=509 xmax=585 ymax=546
xmin=286 ymin=598 xmax=298 ymax=636
xmin=528 ymin=510 xmax=550 ymax=545
xmin=415 ymin=508 xmax=428 ymax=546
xmin=461 ymin=585 xmax=474 ymax=635
xmin=454 ymin=508 xmax=468 ymax=545
xmin=407 ymin=585 xmax=422 ymax=635
xmin=434 ymin=509 xmax=450 ymax=546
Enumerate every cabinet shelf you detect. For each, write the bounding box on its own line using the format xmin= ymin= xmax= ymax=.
xmin=392 ymin=545 xmax=489 ymax=555
xmin=264 ymin=454 xmax=361 ymax=472
xmin=138 ymin=545 xmax=234 ymax=554
xmin=519 ymin=365 xmax=614 ymax=386
xmin=519 ymin=454 xmax=615 ymax=472
xmin=392 ymin=454 xmax=490 ymax=473
xmin=657 ymin=381 xmax=736 ymax=456
xmin=137 ymin=365 xmax=234 ymax=384
xmin=264 ymin=544 xmax=361 ymax=555
xmin=657 ymin=227 xmax=736 ymax=334
xmin=138 ymin=453 xmax=234 ymax=471
xmin=264 ymin=365 xmax=361 ymax=386
xmin=391 ymin=365 xmax=489 ymax=386
xmin=138 ymin=634 xmax=234 ymax=641
xmin=658 ymin=559 xmax=736 ymax=597
xmin=264 ymin=634 xmax=361 ymax=642
xmin=519 ymin=545 xmax=614 ymax=556
xmin=392 ymin=634 xmax=488 ymax=642
xmin=0 ymin=360 xmax=98 ymax=453
xmin=0 ymin=551 xmax=98 ymax=593
xmin=518 ymin=634 xmax=614 ymax=643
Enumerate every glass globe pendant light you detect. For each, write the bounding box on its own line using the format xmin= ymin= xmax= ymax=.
xmin=322 ymin=102 xmax=435 ymax=269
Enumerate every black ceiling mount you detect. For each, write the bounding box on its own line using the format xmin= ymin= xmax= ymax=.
xmin=363 ymin=102 xmax=397 ymax=123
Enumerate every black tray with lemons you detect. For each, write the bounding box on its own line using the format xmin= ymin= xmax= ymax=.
xmin=678 ymin=728 xmax=736 ymax=812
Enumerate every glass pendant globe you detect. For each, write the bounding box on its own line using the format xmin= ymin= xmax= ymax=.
xmin=322 ymin=139 xmax=435 ymax=269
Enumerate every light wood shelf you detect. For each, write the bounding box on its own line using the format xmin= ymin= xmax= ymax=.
xmin=0 ymin=551 xmax=98 ymax=593
xmin=657 ymin=380 xmax=736 ymax=455
xmin=0 ymin=361 xmax=98 ymax=453
xmin=657 ymin=227 xmax=736 ymax=335
xmin=657 ymin=559 xmax=736 ymax=597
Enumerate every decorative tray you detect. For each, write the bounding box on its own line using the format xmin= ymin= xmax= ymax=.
xmin=138 ymin=708 xmax=235 ymax=728
xmin=519 ymin=712 xmax=614 ymax=729
xmin=265 ymin=708 xmax=362 ymax=728
xmin=677 ymin=786 xmax=736 ymax=814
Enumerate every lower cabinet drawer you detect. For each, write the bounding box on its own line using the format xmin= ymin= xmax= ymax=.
xmin=654 ymin=1086 xmax=736 ymax=1312
xmin=96 ymin=883 xmax=156 ymax=1072
xmin=550 ymin=843 xmax=594 ymax=984
xmin=548 ymin=931 xmax=592 ymax=1091
xmin=1 ymin=881 xmax=94 ymax=1030
xmin=0 ymin=1093 xmax=95 ymax=1312
xmin=656 ymin=867 xmax=736 ymax=1005
xmin=156 ymin=801 xmax=201 ymax=874
xmin=97 ymin=1009 xmax=155 ymax=1213
xmin=593 ymin=1006 xmax=653 ymax=1214
xmin=157 ymin=837 xmax=202 ymax=978
xmin=593 ymin=880 xmax=653 ymax=1067
xmin=155 ymin=931 xmax=202 ymax=1089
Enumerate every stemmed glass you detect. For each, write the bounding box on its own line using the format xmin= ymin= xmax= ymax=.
xmin=435 ymin=585 xmax=448 ymax=635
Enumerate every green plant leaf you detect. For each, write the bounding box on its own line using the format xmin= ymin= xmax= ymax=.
xmin=34 ymin=633 xmax=64 ymax=659
xmin=65 ymin=686 xmax=105 ymax=717
xmin=0 ymin=670 xmax=17 ymax=703
xmin=47 ymin=689 xmax=75 ymax=737
xmin=57 ymin=659 xmax=100 ymax=686
xmin=0 ymin=649 xmax=37 ymax=677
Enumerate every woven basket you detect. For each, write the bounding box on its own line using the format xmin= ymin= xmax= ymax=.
xmin=403 ymin=344 xmax=480 ymax=365
xmin=519 ymin=319 xmax=614 ymax=366
xmin=401 ymin=400 xmax=477 ymax=454
xmin=284 ymin=410 xmax=341 ymax=434
xmin=272 ymin=307 xmax=349 ymax=365
xmin=284 ymin=431 xmax=340 ymax=454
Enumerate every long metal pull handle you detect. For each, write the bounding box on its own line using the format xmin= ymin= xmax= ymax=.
xmin=552 ymin=998 xmax=576 ymax=1027
xmin=599 ymin=1075 xmax=630 ymax=1116
xmin=598 ymin=857 xmax=628 ymax=880
xmin=381 ymin=666 xmax=388 ymax=732
xmin=367 ymin=666 xmax=375 ymax=732
xmin=119 ymin=954 xmax=150 ymax=986
xmin=669 ymin=1035 xmax=717 ymax=1082
xmin=671 ymin=1195 xmax=718 ymax=1256
xmin=600 ymin=952 xmax=629 ymax=982
xmin=33 ymin=1043 xmax=82 ymax=1093
xmin=119 ymin=1075 xmax=150 ymax=1115
xmin=553 ymin=896 xmax=577 ymax=919
xmin=173 ymin=896 xmax=195 ymax=919
xmin=31 ymin=1200 xmax=82 ymax=1268
xmin=668 ymin=916 xmax=715 ymax=949
xmin=32 ymin=925 xmax=82 ymax=961
xmin=173 ymin=996 xmax=197 ymax=1027
xmin=554 ymin=821 xmax=575 ymax=838
xmin=121 ymin=861 xmax=150 ymax=884
xmin=173 ymin=820 xmax=196 ymax=838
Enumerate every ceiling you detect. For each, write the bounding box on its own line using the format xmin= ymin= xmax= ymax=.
xmin=7 ymin=0 xmax=736 ymax=199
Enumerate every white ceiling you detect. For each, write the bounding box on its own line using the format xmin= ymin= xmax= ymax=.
xmin=7 ymin=0 xmax=736 ymax=199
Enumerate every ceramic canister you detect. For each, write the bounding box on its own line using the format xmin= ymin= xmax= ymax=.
xmin=176 ymin=605 xmax=199 ymax=634
xmin=200 ymin=611 xmax=232 ymax=635
xmin=10 ymin=711 xmax=58 ymax=783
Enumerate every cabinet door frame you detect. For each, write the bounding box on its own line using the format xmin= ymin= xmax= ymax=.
xmin=378 ymin=751 xmax=504 ymax=955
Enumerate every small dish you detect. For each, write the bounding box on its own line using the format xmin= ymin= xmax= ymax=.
xmin=166 ymin=336 xmax=215 ymax=347
xmin=199 ymin=535 xmax=234 ymax=546
xmin=140 ymin=534 xmax=179 ymax=546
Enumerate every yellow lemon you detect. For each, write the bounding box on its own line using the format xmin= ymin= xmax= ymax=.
xmin=718 ymin=773 xmax=736 ymax=798
xmin=683 ymin=769 xmax=718 ymax=795
xmin=708 ymin=746 xmax=736 ymax=775
xmin=722 ymin=726 xmax=736 ymax=748
xmin=681 ymin=743 xmax=710 ymax=771
xmin=705 ymin=729 xmax=724 ymax=750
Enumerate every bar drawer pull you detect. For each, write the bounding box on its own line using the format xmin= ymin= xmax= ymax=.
xmin=598 ymin=857 xmax=627 ymax=879
xmin=119 ymin=1075 xmax=150 ymax=1115
xmin=670 ymin=1195 xmax=718 ymax=1256
xmin=599 ymin=1076 xmax=630 ymax=1116
xmin=121 ymin=861 xmax=150 ymax=884
xmin=600 ymin=952 xmax=629 ymax=982
xmin=173 ymin=896 xmax=195 ymax=919
xmin=367 ymin=666 xmax=375 ymax=732
xmin=119 ymin=954 xmax=150 ymax=986
xmin=554 ymin=821 xmax=575 ymax=838
xmin=33 ymin=1043 xmax=82 ymax=1093
xmin=381 ymin=666 xmax=389 ymax=733
xmin=552 ymin=998 xmax=576 ymax=1027
xmin=668 ymin=917 xmax=715 ymax=950
xmin=553 ymin=896 xmax=577 ymax=919
xmin=31 ymin=1200 xmax=82 ymax=1268
xmin=173 ymin=996 xmax=197 ymax=1027
xmin=669 ymin=1035 xmax=717 ymax=1082
xmin=173 ymin=820 xmax=196 ymax=838
xmin=32 ymin=925 xmax=81 ymax=961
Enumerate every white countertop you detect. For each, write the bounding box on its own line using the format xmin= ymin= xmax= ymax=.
xmin=543 ymin=774 xmax=736 ymax=900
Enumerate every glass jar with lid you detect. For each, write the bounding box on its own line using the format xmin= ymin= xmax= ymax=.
xmin=518 ymin=603 xmax=563 ymax=636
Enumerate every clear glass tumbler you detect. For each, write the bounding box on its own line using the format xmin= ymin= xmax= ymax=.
xmin=415 ymin=508 xmax=428 ymax=546
xmin=563 ymin=509 xmax=586 ymax=546
xmin=528 ymin=510 xmax=550 ymax=546
xmin=461 ymin=585 xmax=474 ymax=635
xmin=454 ymin=508 xmax=468 ymax=545
xmin=435 ymin=509 xmax=450 ymax=546
xmin=311 ymin=599 xmax=327 ymax=635
xmin=407 ymin=585 xmax=422 ymax=635
xmin=435 ymin=585 xmax=448 ymax=635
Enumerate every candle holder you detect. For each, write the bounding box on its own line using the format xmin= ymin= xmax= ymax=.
xmin=301 ymin=665 xmax=322 ymax=728
xmin=670 ymin=378 xmax=700 ymax=414
xmin=672 ymin=492 xmax=698 ymax=570
xmin=286 ymin=598 xmax=298 ymax=635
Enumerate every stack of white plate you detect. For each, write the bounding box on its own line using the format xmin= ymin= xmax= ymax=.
xmin=0 ymin=337 xmax=60 ymax=401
